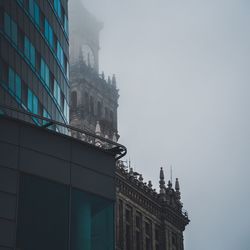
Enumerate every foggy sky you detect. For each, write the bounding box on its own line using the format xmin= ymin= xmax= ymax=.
xmin=75 ymin=1 xmax=250 ymax=249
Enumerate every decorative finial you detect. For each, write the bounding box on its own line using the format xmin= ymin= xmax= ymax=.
xmin=112 ymin=132 xmax=117 ymax=142
xmin=129 ymin=167 xmax=133 ymax=176
xmin=95 ymin=121 xmax=101 ymax=136
xmin=95 ymin=121 xmax=101 ymax=147
xmin=139 ymin=174 xmax=143 ymax=182
xmin=159 ymin=167 xmax=165 ymax=188
xmin=107 ymin=76 xmax=111 ymax=85
xmin=175 ymin=178 xmax=180 ymax=191
xmin=175 ymin=178 xmax=181 ymax=202
xmin=167 ymin=180 xmax=172 ymax=189
xmin=112 ymin=74 xmax=116 ymax=87
xmin=148 ymin=180 xmax=152 ymax=189
xmin=159 ymin=167 xmax=166 ymax=194
xmin=101 ymin=71 xmax=105 ymax=79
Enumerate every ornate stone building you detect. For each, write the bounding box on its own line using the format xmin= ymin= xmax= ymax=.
xmin=69 ymin=0 xmax=118 ymax=141
xmin=69 ymin=1 xmax=189 ymax=249
xmin=115 ymin=164 xmax=189 ymax=250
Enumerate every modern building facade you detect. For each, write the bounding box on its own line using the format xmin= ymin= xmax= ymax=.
xmin=0 ymin=0 xmax=70 ymax=129
xmin=69 ymin=1 xmax=190 ymax=249
xmin=0 ymin=114 xmax=125 ymax=250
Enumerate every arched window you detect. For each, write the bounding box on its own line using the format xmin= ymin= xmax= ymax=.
xmin=84 ymin=92 xmax=89 ymax=112
xmin=90 ymin=96 xmax=94 ymax=114
xmin=97 ymin=101 xmax=102 ymax=117
xmin=105 ymin=107 xmax=108 ymax=119
xmin=110 ymin=110 xmax=114 ymax=123
xmin=71 ymin=91 xmax=77 ymax=109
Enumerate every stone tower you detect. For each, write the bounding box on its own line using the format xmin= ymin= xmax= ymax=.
xmin=69 ymin=0 xmax=119 ymax=140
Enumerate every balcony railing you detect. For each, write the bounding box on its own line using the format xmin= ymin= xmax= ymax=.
xmin=0 ymin=104 xmax=127 ymax=160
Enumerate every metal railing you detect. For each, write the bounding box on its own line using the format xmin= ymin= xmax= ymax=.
xmin=0 ymin=104 xmax=127 ymax=160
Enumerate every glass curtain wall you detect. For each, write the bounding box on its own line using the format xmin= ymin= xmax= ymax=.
xmin=16 ymin=174 xmax=114 ymax=250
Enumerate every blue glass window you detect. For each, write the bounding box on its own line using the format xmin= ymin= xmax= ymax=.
xmin=54 ymin=0 xmax=62 ymax=19
xmin=34 ymin=2 xmax=40 ymax=26
xmin=11 ymin=20 xmax=17 ymax=45
xmin=9 ymin=68 xmax=15 ymax=92
xmin=8 ymin=68 xmax=22 ymax=103
xmin=40 ymin=58 xmax=49 ymax=87
xmin=71 ymin=189 xmax=114 ymax=250
xmin=27 ymin=88 xmax=38 ymax=114
xmin=4 ymin=13 xmax=17 ymax=45
xmin=4 ymin=13 xmax=11 ymax=37
xmin=29 ymin=0 xmax=40 ymax=27
xmin=64 ymin=15 xmax=69 ymax=36
xmin=54 ymin=80 xmax=61 ymax=106
xmin=57 ymin=41 xmax=64 ymax=69
xmin=42 ymin=108 xmax=51 ymax=125
xmin=44 ymin=19 xmax=54 ymax=48
xmin=24 ymin=36 xmax=36 ymax=67
xmin=30 ymin=45 xmax=35 ymax=67
xmin=28 ymin=89 xmax=33 ymax=111
xmin=15 ymin=75 xmax=21 ymax=100
xmin=33 ymin=95 xmax=38 ymax=114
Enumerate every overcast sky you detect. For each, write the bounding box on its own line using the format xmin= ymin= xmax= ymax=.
xmin=75 ymin=1 xmax=250 ymax=249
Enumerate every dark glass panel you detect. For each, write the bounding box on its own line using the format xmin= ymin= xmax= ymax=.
xmin=17 ymin=174 xmax=69 ymax=250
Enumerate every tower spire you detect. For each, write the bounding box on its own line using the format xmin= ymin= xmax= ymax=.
xmin=175 ymin=178 xmax=181 ymax=202
xmin=112 ymin=74 xmax=116 ymax=87
xmin=159 ymin=167 xmax=166 ymax=194
xmin=107 ymin=76 xmax=111 ymax=85
xmin=95 ymin=121 xmax=101 ymax=136
xmin=95 ymin=121 xmax=101 ymax=147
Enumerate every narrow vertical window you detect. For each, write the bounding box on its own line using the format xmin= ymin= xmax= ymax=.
xmin=4 ymin=13 xmax=17 ymax=45
xmin=40 ymin=58 xmax=49 ymax=87
xmin=44 ymin=19 xmax=53 ymax=48
xmin=29 ymin=0 xmax=35 ymax=17
xmin=24 ymin=36 xmax=36 ymax=67
xmin=28 ymin=89 xmax=33 ymax=111
xmin=24 ymin=37 xmax=30 ymax=60
xmin=4 ymin=13 xmax=11 ymax=38
xmin=8 ymin=68 xmax=15 ymax=93
xmin=11 ymin=19 xmax=17 ymax=45
xmin=64 ymin=14 xmax=68 ymax=36
xmin=29 ymin=0 xmax=40 ymax=27
xmin=34 ymin=2 xmax=40 ymax=26
xmin=15 ymin=75 xmax=21 ymax=101
xmin=33 ymin=95 xmax=38 ymax=114
xmin=30 ymin=43 xmax=35 ymax=67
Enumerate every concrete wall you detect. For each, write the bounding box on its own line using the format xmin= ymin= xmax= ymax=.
xmin=0 ymin=116 xmax=116 ymax=249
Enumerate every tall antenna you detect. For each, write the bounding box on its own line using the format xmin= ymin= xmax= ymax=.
xmin=170 ymin=165 xmax=173 ymax=183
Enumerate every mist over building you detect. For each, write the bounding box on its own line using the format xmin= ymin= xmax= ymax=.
xmin=69 ymin=1 xmax=190 ymax=249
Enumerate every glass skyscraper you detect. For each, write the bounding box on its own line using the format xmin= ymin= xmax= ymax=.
xmin=0 ymin=0 xmax=70 ymax=126
xmin=0 ymin=2 xmax=119 ymax=250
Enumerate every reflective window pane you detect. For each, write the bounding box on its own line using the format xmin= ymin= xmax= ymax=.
xmin=71 ymin=189 xmax=114 ymax=250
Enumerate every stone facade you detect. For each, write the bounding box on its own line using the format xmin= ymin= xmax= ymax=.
xmin=70 ymin=60 xmax=119 ymax=141
xmin=115 ymin=164 xmax=189 ymax=250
